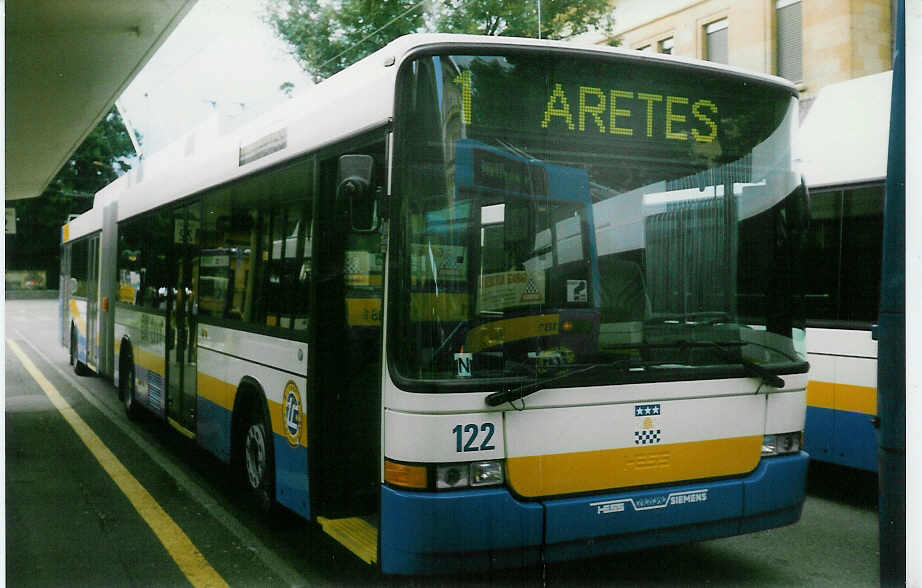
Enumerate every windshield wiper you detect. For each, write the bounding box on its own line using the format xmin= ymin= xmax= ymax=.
xmin=485 ymin=340 xmax=787 ymax=407
xmin=606 ymin=340 xmax=785 ymax=388
xmin=603 ymin=339 xmax=786 ymax=388
xmin=484 ymin=361 xmax=623 ymax=407
xmin=700 ymin=341 xmax=786 ymax=388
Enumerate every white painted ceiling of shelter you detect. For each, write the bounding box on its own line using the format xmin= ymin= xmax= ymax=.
xmin=5 ymin=0 xmax=197 ymax=200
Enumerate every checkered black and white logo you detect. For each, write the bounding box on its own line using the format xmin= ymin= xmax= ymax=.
xmin=634 ymin=428 xmax=662 ymax=445
xmin=634 ymin=403 xmax=663 ymax=445
xmin=523 ymin=276 xmax=539 ymax=295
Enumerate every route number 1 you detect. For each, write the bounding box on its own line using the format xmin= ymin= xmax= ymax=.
xmin=453 ymin=70 xmax=473 ymax=125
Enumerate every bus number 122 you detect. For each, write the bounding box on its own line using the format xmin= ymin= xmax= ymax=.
xmin=453 ymin=423 xmax=496 ymax=452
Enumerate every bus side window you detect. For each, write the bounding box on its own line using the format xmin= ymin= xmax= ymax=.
xmin=118 ymin=220 xmax=144 ymax=306
xmin=147 ymin=210 xmax=172 ymax=311
xmin=200 ymin=189 xmax=236 ymax=320
xmin=802 ymin=185 xmax=883 ymax=324
xmin=265 ymin=201 xmax=312 ymax=330
xmin=71 ymin=238 xmax=89 ymax=298
xmin=200 ymin=160 xmax=313 ymax=333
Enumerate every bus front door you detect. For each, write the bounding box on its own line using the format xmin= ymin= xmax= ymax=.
xmin=167 ymin=203 xmax=200 ymax=434
xmin=313 ymin=149 xmax=384 ymax=519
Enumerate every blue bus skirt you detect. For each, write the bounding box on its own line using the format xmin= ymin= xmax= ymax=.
xmin=380 ymin=452 xmax=808 ymax=575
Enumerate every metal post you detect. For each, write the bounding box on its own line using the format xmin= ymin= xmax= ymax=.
xmin=876 ymin=1 xmax=905 ymax=585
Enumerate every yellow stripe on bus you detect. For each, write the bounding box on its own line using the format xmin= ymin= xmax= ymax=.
xmin=198 ymin=372 xmax=236 ymax=412
xmin=8 ymin=339 xmax=228 ymax=588
xmin=807 ymin=380 xmax=877 ymax=415
xmin=317 ymin=516 xmax=377 ymax=565
xmin=133 ymin=346 xmax=166 ymax=375
xmin=506 ymin=435 xmax=762 ymax=498
xmin=69 ymin=299 xmax=86 ymax=335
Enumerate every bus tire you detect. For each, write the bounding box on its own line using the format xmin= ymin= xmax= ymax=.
xmin=240 ymin=392 xmax=275 ymax=513
xmin=120 ymin=348 xmax=143 ymax=421
xmin=70 ymin=326 xmax=89 ymax=376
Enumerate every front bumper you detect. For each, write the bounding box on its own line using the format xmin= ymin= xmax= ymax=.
xmin=380 ymin=451 xmax=808 ymax=575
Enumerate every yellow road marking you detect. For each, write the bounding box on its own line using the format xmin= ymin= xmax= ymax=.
xmin=8 ymin=339 xmax=228 ymax=588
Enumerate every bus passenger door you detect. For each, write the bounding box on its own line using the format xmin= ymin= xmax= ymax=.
xmin=167 ymin=203 xmax=200 ymax=434
xmin=86 ymin=234 xmax=100 ymax=370
xmin=312 ymin=145 xmax=385 ymax=519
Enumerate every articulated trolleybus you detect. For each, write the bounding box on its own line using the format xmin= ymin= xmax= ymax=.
xmin=61 ymin=34 xmax=810 ymax=574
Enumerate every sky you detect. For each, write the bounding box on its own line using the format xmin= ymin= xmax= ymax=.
xmin=117 ymin=0 xmax=313 ymax=157
xmin=112 ymin=0 xmax=678 ymax=156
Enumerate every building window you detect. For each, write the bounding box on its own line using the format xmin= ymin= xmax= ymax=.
xmin=637 ymin=44 xmax=652 ymax=52
xmin=705 ymin=19 xmax=728 ymax=64
xmin=658 ymin=37 xmax=674 ymax=55
xmin=776 ymin=0 xmax=803 ymax=82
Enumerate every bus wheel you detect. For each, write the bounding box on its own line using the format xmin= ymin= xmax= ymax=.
xmin=70 ymin=327 xmax=88 ymax=376
xmin=242 ymin=398 xmax=275 ymax=512
xmin=120 ymin=352 xmax=142 ymax=421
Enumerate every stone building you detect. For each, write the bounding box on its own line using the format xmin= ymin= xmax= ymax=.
xmin=604 ymin=0 xmax=893 ymax=102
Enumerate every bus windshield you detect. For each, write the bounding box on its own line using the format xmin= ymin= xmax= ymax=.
xmin=392 ymin=51 xmax=808 ymax=387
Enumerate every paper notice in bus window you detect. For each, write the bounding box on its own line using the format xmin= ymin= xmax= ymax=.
xmin=478 ymin=270 xmax=545 ymax=313
xmin=556 ymin=216 xmax=584 ymax=264
xmin=201 ymin=254 xmax=229 ymax=268
xmin=118 ymin=284 xmax=136 ymax=303
xmin=410 ymin=243 xmax=467 ymax=285
xmin=345 ymin=250 xmax=383 ymax=287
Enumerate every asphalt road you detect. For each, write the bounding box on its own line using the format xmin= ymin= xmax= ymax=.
xmin=5 ymin=298 xmax=880 ymax=586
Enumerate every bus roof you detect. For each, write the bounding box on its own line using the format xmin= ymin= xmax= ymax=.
xmin=64 ymin=33 xmax=798 ymax=241
xmin=800 ymin=70 xmax=892 ymax=189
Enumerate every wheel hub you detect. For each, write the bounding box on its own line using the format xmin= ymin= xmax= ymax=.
xmin=245 ymin=424 xmax=266 ymax=488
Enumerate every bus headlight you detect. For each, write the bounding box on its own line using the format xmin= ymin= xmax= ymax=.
xmin=437 ymin=461 xmax=504 ymax=489
xmin=470 ymin=461 xmax=504 ymax=487
xmin=762 ymin=432 xmax=802 ymax=456
xmin=386 ymin=459 xmax=505 ymax=490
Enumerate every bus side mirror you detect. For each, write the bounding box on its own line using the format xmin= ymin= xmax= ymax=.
xmin=794 ymin=179 xmax=810 ymax=231
xmin=337 ymin=154 xmax=378 ymax=233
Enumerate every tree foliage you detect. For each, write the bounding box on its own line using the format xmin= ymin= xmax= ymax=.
xmin=46 ymin=107 xmax=136 ymax=203
xmin=265 ymin=0 xmax=614 ymax=81
xmin=435 ymin=0 xmax=613 ymax=39
xmin=6 ymin=107 xmax=136 ymax=286
xmin=265 ymin=0 xmax=426 ymax=82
